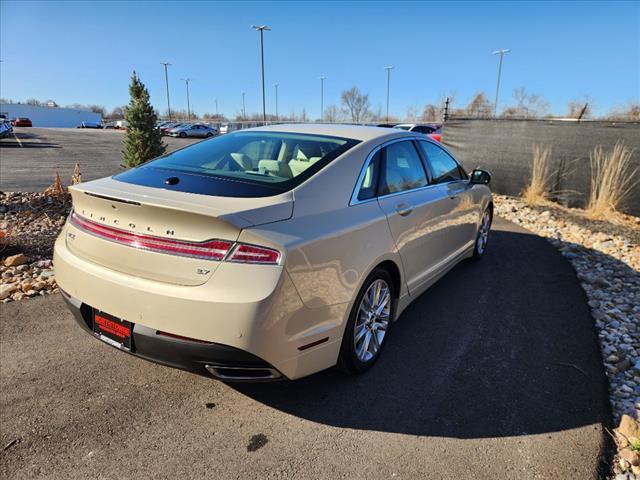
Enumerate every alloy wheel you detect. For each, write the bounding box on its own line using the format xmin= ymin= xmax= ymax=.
xmin=354 ymin=279 xmax=391 ymax=362
xmin=477 ymin=210 xmax=491 ymax=255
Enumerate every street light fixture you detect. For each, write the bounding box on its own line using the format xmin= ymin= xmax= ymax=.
xmin=320 ymin=75 xmax=326 ymax=122
xmin=274 ymin=83 xmax=279 ymax=121
xmin=492 ymin=49 xmax=511 ymax=117
xmin=251 ymin=25 xmax=271 ymax=124
xmin=160 ymin=62 xmax=172 ymax=121
xmin=180 ymin=78 xmax=192 ymax=120
xmin=384 ymin=66 xmax=393 ymax=122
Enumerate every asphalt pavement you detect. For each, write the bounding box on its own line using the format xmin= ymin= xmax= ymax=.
xmin=0 ymin=218 xmax=611 ymax=479
xmin=0 ymin=128 xmax=198 ymax=192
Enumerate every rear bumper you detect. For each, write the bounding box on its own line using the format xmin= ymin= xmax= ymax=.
xmin=54 ymin=231 xmax=347 ymax=380
xmin=61 ymin=291 xmax=282 ymax=381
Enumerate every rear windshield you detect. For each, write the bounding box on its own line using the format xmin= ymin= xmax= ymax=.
xmin=146 ymin=131 xmax=358 ymax=186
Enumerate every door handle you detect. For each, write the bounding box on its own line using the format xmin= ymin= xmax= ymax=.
xmin=395 ymin=203 xmax=413 ymax=216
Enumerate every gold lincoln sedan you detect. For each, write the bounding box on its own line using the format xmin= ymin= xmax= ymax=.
xmin=54 ymin=124 xmax=493 ymax=381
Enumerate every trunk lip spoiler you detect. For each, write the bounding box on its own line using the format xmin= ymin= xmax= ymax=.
xmin=83 ymin=191 xmax=142 ymax=206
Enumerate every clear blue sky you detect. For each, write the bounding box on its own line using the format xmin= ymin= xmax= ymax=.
xmin=1 ymin=0 xmax=638 ymax=118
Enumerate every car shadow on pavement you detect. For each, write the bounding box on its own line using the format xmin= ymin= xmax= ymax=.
xmin=233 ymin=225 xmax=612 ymax=440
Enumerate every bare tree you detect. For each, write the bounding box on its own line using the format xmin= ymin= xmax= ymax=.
xmin=324 ymin=104 xmax=341 ymax=122
xmin=421 ymin=104 xmax=440 ymax=122
xmin=89 ymin=105 xmax=106 ymax=116
xmin=109 ymin=106 xmax=125 ymax=120
xmin=26 ymin=98 xmax=45 ymax=106
xmin=606 ymin=102 xmax=640 ymax=121
xmin=465 ymin=92 xmax=493 ymax=118
xmin=567 ymin=96 xmax=592 ymax=119
xmin=405 ymin=106 xmax=419 ymax=123
xmin=341 ymin=86 xmax=371 ymax=123
xmin=502 ymin=87 xmax=549 ymax=118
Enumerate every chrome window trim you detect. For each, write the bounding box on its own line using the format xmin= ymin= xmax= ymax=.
xmin=350 ymin=136 xmax=443 ymax=206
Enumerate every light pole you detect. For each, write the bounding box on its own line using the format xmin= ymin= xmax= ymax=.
xmin=215 ymin=98 xmax=219 ymax=118
xmin=180 ymin=78 xmax=192 ymax=120
xmin=492 ymin=49 xmax=510 ymax=117
xmin=320 ymin=75 xmax=326 ymax=122
xmin=252 ymin=25 xmax=271 ymax=124
xmin=274 ymin=84 xmax=279 ymax=121
xmin=384 ymin=66 xmax=393 ymax=122
xmin=160 ymin=62 xmax=172 ymax=121
xmin=242 ymin=92 xmax=246 ymax=119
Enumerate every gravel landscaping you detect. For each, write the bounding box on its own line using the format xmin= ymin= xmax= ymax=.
xmin=1 ymin=189 xmax=639 ymax=477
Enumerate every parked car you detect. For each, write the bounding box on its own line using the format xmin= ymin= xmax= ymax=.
xmin=160 ymin=122 xmax=182 ymax=135
xmin=115 ymin=120 xmax=128 ymax=129
xmin=0 ymin=120 xmax=13 ymax=139
xmin=54 ymin=124 xmax=492 ymax=381
xmin=11 ymin=117 xmax=32 ymax=127
xmin=77 ymin=122 xmax=104 ymax=129
xmin=168 ymin=123 xmax=218 ymax=138
xmin=394 ymin=123 xmax=442 ymax=142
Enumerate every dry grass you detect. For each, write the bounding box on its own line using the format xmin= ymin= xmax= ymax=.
xmin=586 ymin=142 xmax=638 ymax=220
xmin=522 ymin=145 xmax=553 ymax=204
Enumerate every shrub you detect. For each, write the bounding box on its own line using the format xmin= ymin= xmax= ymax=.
xmin=586 ymin=142 xmax=637 ymax=219
xmin=522 ymin=145 xmax=553 ymax=204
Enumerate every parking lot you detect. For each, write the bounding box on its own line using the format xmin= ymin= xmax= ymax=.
xmin=0 ymin=127 xmax=613 ymax=479
xmin=0 ymin=128 xmax=199 ymax=192
xmin=1 ymin=217 xmax=610 ymax=479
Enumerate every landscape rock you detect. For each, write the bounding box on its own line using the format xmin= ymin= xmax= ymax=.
xmin=620 ymin=448 xmax=640 ymax=466
xmin=619 ymin=415 xmax=640 ymax=440
xmin=0 ymin=284 xmax=18 ymax=300
xmin=4 ymin=253 xmax=29 ymax=267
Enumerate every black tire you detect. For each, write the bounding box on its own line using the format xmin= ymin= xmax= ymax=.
xmin=206 ymin=132 xmax=213 ymax=137
xmin=337 ymin=267 xmax=395 ymax=375
xmin=179 ymin=132 xmax=187 ymax=138
xmin=471 ymin=207 xmax=492 ymax=260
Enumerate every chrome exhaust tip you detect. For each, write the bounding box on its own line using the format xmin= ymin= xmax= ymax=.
xmin=205 ymin=365 xmax=283 ymax=382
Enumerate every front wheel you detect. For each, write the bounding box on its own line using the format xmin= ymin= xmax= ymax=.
xmin=472 ymin=207 xmax=492 ymax=260
xmin=338 ymin=268 xmax=394 ymax=374
xmin=206 ymin=132 xmax=213 ymax=137
xmin=179 ymin=132 xmax=187 ymax=138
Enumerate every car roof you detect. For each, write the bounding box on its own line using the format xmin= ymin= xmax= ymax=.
xmin=249 ymin=123 xmax=419 ymax=142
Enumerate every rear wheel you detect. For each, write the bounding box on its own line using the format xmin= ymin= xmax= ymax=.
xmin=472 ymin=208 xmax=492 ymax=260
xmin=179 ymin=132 xmax=187 ymax=138
xmin=338 ymin=268 xmax=394 ymax=374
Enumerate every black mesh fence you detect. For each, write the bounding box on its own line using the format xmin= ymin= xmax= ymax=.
xmin=441 ymin=119 xmax=640 ymax=217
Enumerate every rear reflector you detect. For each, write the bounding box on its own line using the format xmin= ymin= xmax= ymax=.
xmin=298 ymin=337 xmax=329 ymax=351
xmin=69 ymin=211 xmax=280 ymax=265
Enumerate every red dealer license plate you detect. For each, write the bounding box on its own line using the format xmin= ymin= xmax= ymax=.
xmin=93 ymin=310 xmax=132 ymax=351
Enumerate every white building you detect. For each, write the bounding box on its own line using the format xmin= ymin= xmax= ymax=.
xmin=0 ymin=103 xmax=102 ymax=128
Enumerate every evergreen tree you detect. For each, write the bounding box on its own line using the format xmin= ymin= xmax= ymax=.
xmin=121 ymin=71 xmax=166 ymax=168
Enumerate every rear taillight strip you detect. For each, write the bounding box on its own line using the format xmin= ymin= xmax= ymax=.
xmin=68 ymin=211 xmax=280 ymax=264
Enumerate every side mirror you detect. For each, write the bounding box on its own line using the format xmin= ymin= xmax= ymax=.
xmin=470 ymin=168 xmax=491 ymax=185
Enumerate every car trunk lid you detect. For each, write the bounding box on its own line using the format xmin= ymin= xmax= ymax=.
xmin=65 ymin=176 xmax=292 ymax=286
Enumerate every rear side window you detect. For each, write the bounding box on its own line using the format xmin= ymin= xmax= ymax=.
xmin=357 ymin=150 xmax=381 ymax=201
xmin=419 ymin=141 xmax=466 ymax=183
xmin=380 ymin=141 xmax=428 ymax=195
